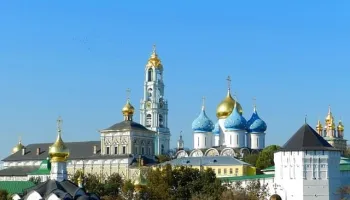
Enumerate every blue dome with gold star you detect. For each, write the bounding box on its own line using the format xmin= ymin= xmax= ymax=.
xmin=212 ymin=122 xmax=220 ymax=135
xmin=224 ymin=104 xmax=247 ymax=130
xmin=247 ymin=107 xmax=267 ymax=133
xmin=192 ymin=108 xmax=214 ymax=132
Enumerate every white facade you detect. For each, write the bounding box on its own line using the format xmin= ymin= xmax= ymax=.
xmin=193 ymin=132 xmax=213 ymax=149
xmin=250 ymin=132 xmax=266 ymax=150
xmin=140 ymin=48 xmax=171 ymax=155
xmin=50 ymin=161 xmax=68 ymax=182
xmin=224 ymin=130 xmax=245 ymax=148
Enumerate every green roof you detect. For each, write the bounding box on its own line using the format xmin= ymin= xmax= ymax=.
xmin=220 ymin=174 xmax=274 ymax=181
xmin=0 ymin=181 xmax=35 ymax=194
xmin=28 ymin=159 xmax=51 ymax=175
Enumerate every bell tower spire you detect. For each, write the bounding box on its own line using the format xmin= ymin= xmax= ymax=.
xmin=140 ymin=45 xmax=170 ymax=155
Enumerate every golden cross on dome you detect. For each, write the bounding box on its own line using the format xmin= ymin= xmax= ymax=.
xmin=126 ymin=88 xmax=131 ymax=100
xmin=18 ymin=135 xmax=22 ymax=144
xmin=57 ymin=116 xmax=63 ymax=134
xmin=226 ymin=76 xmax=231 ymax=90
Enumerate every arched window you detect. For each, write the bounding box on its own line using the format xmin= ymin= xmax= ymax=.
xmin=146 ymin=114 xmax=152 ymax=127
xmin=148 ymin=68 xmax=153 ymax=82
xmin=148 ymin=88 xmax=153 ymax=99
xmin=159 ymin=114 xmax=164 ymax=127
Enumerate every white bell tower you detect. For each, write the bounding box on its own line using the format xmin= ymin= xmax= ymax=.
xmin=140 ymin=45 xmax=171 ymax=155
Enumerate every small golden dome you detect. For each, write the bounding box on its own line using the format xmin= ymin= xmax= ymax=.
xmin=316 ymin=120 xmax=323 ymax=131
xmin=12 ymin=139 xmax=24 ymax=154
xmin=146 ymin=45 xmax=163 ymax=69
xmin=216 ymin=90 xmax=243 ymax=119
xmin=49 ymin=117 xmax=69 ymax=162
xmin=122 ymin=99 xmax=135 ymax=116
xmin=338 ymin=121 xmax=344 ymax=131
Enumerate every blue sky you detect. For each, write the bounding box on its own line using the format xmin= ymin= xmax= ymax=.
xmin=0 ymin=1 xmax=350 ymax=160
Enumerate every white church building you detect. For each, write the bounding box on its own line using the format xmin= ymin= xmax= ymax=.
xmin=224 ymin=123 xmax=350 ymax=200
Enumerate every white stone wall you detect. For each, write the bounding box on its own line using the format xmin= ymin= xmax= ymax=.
xmin=224 ymin=130 xmax=245 ymax=148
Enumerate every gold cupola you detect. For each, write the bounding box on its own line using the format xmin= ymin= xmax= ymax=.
xmin=122 ymin=88 xmax=135 ymax=121
xmin=216 ymin=76 xmax=243 ymax=119
xmin=325 ymin=105 xmax=334 ymax=125
xmin=12 ymin=137 xmax=24 ymax=154
xmin=316 ymin=120 xmax=323 ymax=132
xmin=338 ymin=120 xmax=344 ymax=132
xmin=49 ymin=117 xmax=70 ymax=162
xmin=146 ymin=45 xmax=163 ymax=69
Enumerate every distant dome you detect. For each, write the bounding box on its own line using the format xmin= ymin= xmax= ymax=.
xmin=212 ymin=122 xmax=220 ymax=135
xmin=12 ymin=141 xmax=25 ymax=154
xmin=224 ymin=103 xmax=247 ymax=130
xmin=192 ymin=108 xmax=214 ymax=132
xmin=247 ymin=107 xmax=267 ymax=133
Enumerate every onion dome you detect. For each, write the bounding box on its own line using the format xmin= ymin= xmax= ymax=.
xmin=246 ymin=106 xmax=267 ymax=133
xmin=212 ymin=122 xmax=220 ymax=135
xmin=316 ymin=120 xmax=323 ymax=132
xmin=325 ymin=105 xmax=334 ymax=125
xmin=49 ymin=117 xmax=69 ymax=162
xmin=338 ymin=120 xmax=344 ymax=132
xmin=122 ymin=99 xmax=135 ymax=116
xmin=12 ymin=138 xmax=25 ymax=154
xmin=216 ymin=89 xmax=243 ymax=119
xmin=224 ymin=102 xmax=247 ymax=130
xmin=192 ymin=103 xmax=214 ymax=132
xmin=146 ymin=45 xmax=163 ymax=69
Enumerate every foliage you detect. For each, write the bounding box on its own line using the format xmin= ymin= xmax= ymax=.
xmin=122 ymin=179 xmax=135 ymax=200
xmin=243 ymin=153 xmax=259 ymax=166
xmin=0 ymin=189 xmax=9 ymax=200
xmin=104 ymin=173 xmax=123 ymax=198
xmin=156 ymin=154 xmax=171 ymax=163
xmin=29 ymin=176 xmax=41 ymax=185
xmin=338 ymin=185 xmax=350 ymax=200
xmin=143 ymin=164 xmax=224 ymax=200
xmin=221 ymin=179 xmax=269 ymax=200
xmin=344 ymin=148 xmax=350 ymax=158
xmin=256 ymin=145 xmax=280 ymax=169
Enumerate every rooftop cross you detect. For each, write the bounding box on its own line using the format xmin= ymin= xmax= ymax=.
xmin=202 ymin=96 xmax=206 ymax=110
xmin=126 ymin=88 xmax=131 ymax=100
xmin=57 ymin=116 xmax=63 ymax=134
xmin=226 ymin=76 xmax=231 ymax=90
xmin=304 ymin=114 xmax=307 ymax=124
xmin=152 ymin=44 xmax=157 ymax=54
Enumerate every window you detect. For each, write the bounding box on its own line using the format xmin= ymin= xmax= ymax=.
xmin=142 ymin=147 xmax=145 ymax=155
xmin=235 ymin=168 xmax=238 ymax=175
xmin=224 ymin=168 xmax=227 ymax=174
xmin=237 ymin=135 xmax=238 ymax=145
xmin=146 ymin=114 xmax=152 ymax=127
xmin=135 ymin=147 xmax=138 ymax=154
xmin=257 ymin=138 xmax=259 ymax=147
xmin=197 ymin=137 xmax=199 ymax=147
xmin=148 ymin=68 xmax=153 ymax=81
xmin=148 ymin=147 xmax=151 ymax=155
xmin=161 ymin=145 xmax=164 ymax=154
xmin=114 ymin=147 xmax=118 ymax=154
xmin=213 ymin=169 xmax=216 ymax=173
xmin=230 ymin=168 xmax=233 ymax=174
xmin=159 ymin=114 xmax=164 ymax=127
xmin=230 ymin=135 xmax=232 ymax=145
xmin=122 ymin=146 xmax=126 ymax=154
xmin=218 ymin=169 xmax=221 ymax=174
xmin=205 ymin=137 xmax=207 ymax=146
xmin=106 ymin=147 xmax=110 ymax=155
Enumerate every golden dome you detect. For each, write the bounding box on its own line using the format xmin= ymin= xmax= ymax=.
xmin=49 ymin=117 xmax=69 ymax=162
xmin=316 ymin=120 xmax=323 ymax=131
xmin=146 ymin=45 xmax=163 ymax=69
xmin=325 ymin=105 xmax=333 ymax=124
xmin=216 ymin=90 xmax=243 ymax=119
xmin=122 ymin=99 xmax=135 ymax=116
xmin=12 ymin=139 xmax=24 ymax=154
xmin=338 ymin=120 xmax=344 ymax=131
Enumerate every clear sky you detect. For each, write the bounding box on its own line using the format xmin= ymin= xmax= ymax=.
xmin=0 ymin=1 xmax=350 ymax=160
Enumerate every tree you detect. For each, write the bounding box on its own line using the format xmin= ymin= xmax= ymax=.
xmin=29 ymin=176 xmax=41 ymax=185
xmin=337 ymin=185 xmax=350 ymax=200
xmin=156 ymin=155 xmax=171 ymax=163
xmin=256 ymin=145 xmax=280 ymax=169
xmin=243 ymin=153 xmax=259 ymax=166
xmin=0 ymin=189 xmax=8 ymax=200
xmin=122 ymin=179 xmax=135 ymax=200
xmin=222 ymin=179 xmax=269 ymax=200
xmin=104 ymin=173 xmax=123 ymax=198
xmin=84 ymin=173 xmax=105 ymax=196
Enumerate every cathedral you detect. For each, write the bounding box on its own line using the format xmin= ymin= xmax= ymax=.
xmin=175 ymin=77 xmax=267 ymax=159
xmin=0 ymin=45 xmax=171 ymax=183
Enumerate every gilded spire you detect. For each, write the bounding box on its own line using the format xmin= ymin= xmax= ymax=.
xmin=325 ymin=105 xmax=333 ymax=124
xmin=316 ymin=120 xmax=323 ymax=132
xmin=49 ymin=116 xmax=70 ymax=162
xmin=146 ymin=44 xmax=163 ymax=69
